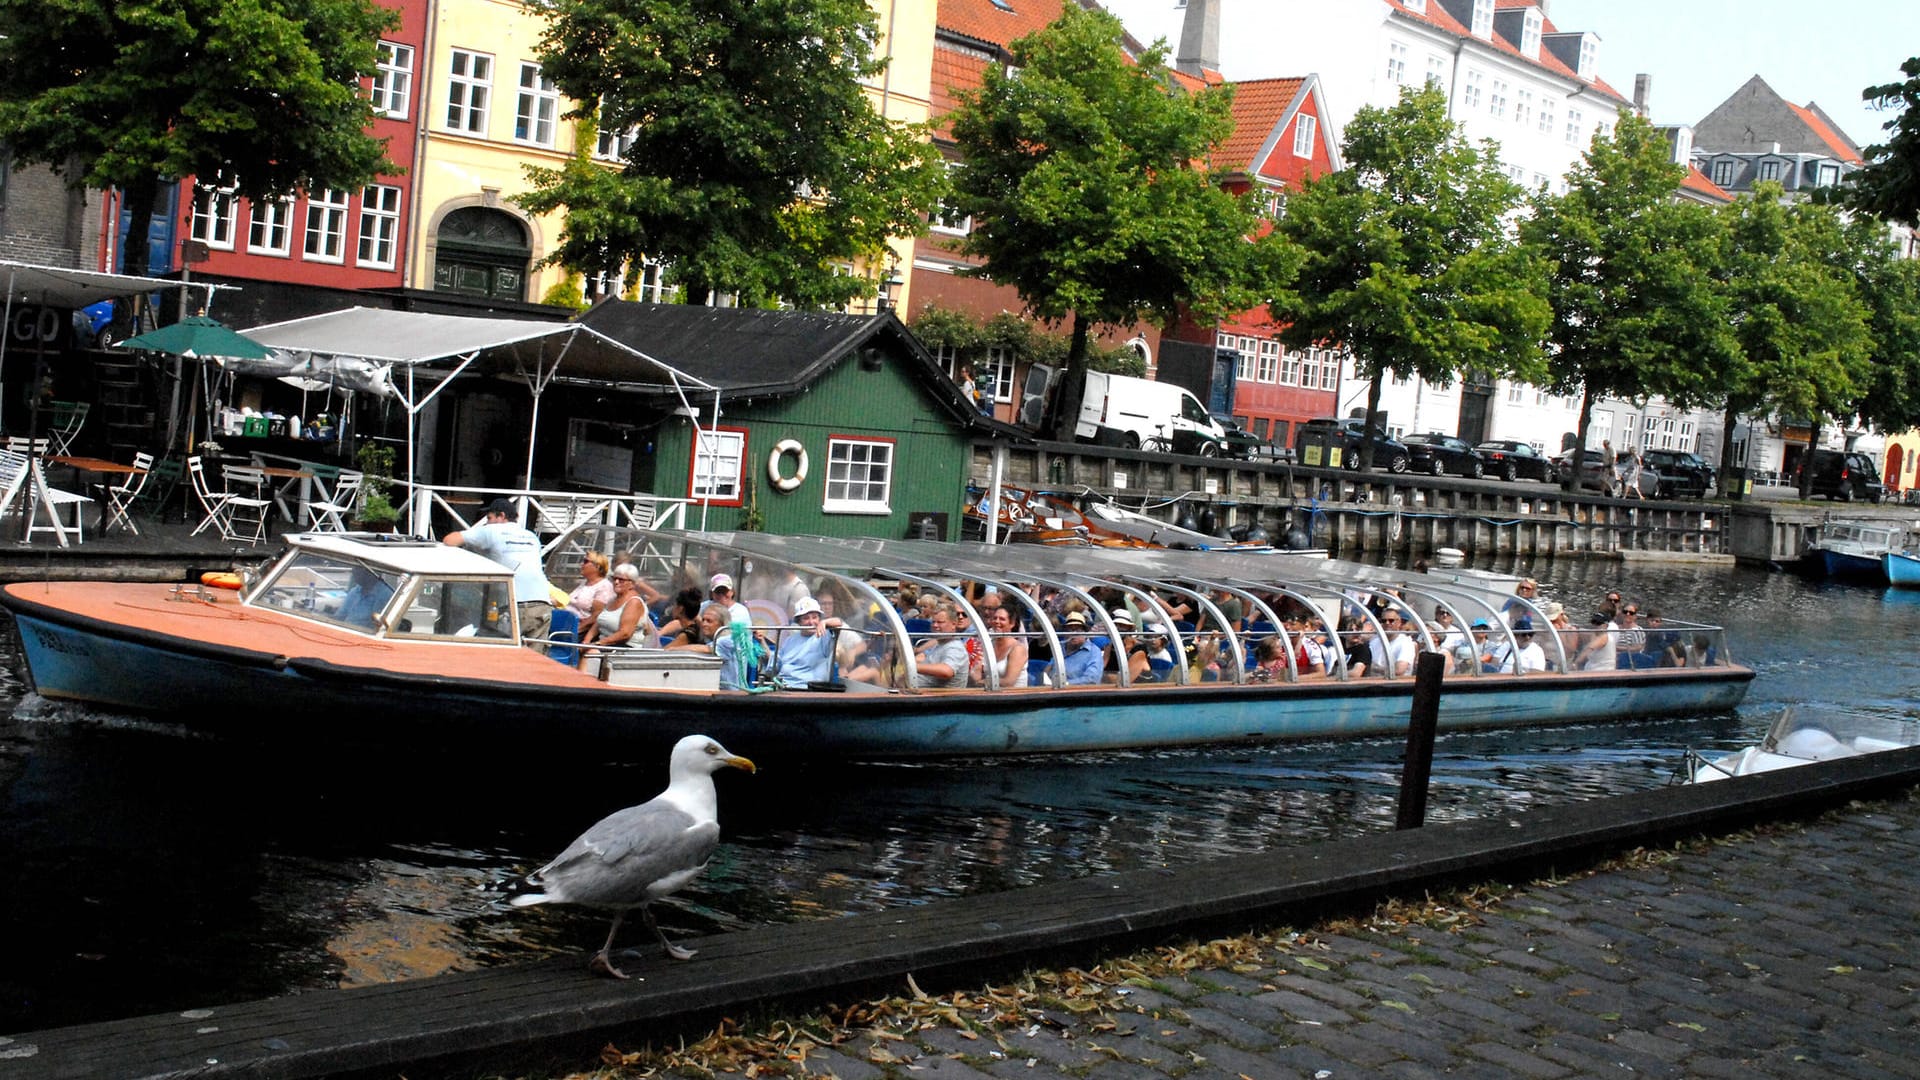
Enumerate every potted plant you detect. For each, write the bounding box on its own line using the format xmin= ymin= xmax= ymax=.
xmin=355 ymin=442 xmax=400 ymax=531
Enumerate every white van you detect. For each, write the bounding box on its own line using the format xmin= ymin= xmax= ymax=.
xmin=1075 ymin=372 xmax=1228 ymax=455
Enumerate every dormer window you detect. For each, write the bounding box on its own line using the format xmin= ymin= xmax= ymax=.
xmin=1520 ymin=10 xmax=1541 ymax=57
xmin=1471 ymin=0 xmax=1493 ymax=39
xmin=1577 ymin=35 xmax=1598 ymax=81
xmin=1293 ymin=114 xmax=1317 ymax=158
xmin=1403 ymin=0 xmax=1426 ymax=12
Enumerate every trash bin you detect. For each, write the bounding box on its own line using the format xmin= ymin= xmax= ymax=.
xmin=1296 ymin=427 xmax=1340 ymax=469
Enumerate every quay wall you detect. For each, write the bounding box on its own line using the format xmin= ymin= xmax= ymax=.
xmin=972 ymin=439 xmax=1848 ymax=564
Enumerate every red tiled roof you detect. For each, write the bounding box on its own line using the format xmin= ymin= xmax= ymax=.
xmin=1786 ymin=101 xmax=1864 ymax=165
xmin=1216 ymin=77 xmax=1307 ymax=174
xmin=937 ymin=0 xmax=1076 ymax=51
xmin=930 ymin=46 xmax=990 ymax=134
xmin=1680 ymin=164 xmax=1732 ymax=204
xmin=1382 ymin=0 xmax=1631 ymax=108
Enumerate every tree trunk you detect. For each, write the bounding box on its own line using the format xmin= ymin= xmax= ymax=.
xmin=1718 ymin=404 xmax=1744 ymax=502
xmin=1798 ymin=419 xmax=1822 ymax=499
xmin=119 ymin=172 xmax=159 ymax=277
xmin=1569 ymin=387 xmax=1595 ymax=492
xmin=1046 ymin=313 xmax=1092 ymax=442
xmin=1358 ymin=370 xmax=1385 ymax=471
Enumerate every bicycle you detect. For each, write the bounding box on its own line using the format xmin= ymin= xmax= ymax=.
xmin=1139 ymin=424 xmax=1177 ymax=455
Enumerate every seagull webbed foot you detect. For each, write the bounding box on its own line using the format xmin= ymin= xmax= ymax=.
xmin=588 ymin=949 xmax=632 ymax=980
xmin=663 ymin=942 xmax=697 ymax=961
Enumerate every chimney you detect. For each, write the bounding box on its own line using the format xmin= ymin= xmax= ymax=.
xmin=1633 ymin=73 xmax=1652 ymax=116
xmin=1175 ymin=0 xmax=1221 ymax=77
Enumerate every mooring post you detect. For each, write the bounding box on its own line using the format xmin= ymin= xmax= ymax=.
xmin=1396 ymin=650 xmax=1447 ymax=830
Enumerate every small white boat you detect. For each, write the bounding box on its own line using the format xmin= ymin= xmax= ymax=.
xmin=1687 ymin=708 xmax=1916 ymax=782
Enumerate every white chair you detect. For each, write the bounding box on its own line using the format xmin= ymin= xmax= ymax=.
xmin=6 ymin=436 xmax=49 ymax=455
xmin=303 ymin=470 xmax=364 ymax=532
xmin=98 ymin=451 xmax=154 ymax=536
xmin=47 ymin=401 xmax=88 ymax=457
xmin=26 ymin=462 xmax=91 ymax=545
xmin=220 ymin=465 xmax=274 ymax=544
xmin=188 ymin=456 xmax=234 ymax=538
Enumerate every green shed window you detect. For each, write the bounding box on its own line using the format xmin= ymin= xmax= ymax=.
xmin=689 ymin=426 xmax=747 ymax=507
xmin=823 ymin=436 xmax=893 ymax=515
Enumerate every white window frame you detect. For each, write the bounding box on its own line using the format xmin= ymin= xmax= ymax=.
xmin=514 ymin=62 xmax=559 ymax=147
xmin=445 ymin=49 xmax=492 ymax=135
xmin=1514 ymin=88 xmax=1532 ymax=129
xmin=1758 ymin=159 xmax=1783 ymax=182
xmin=1257 ymin=339 xmax=1278 ymax=383
xmin=986 ymin=345 xmax=1015 ymax=405
xmin=1462 ymin=69 xmax=1483 ymax=110
xmin=1385 ymin=42 xmax=1407 ymax=86
xmin=1281 ymin=345 xmax=1300 ymax=386
xmin=690 ymin=427 xmax=748 ymax=506
xmin=357 ymin=183 xmax=401 ymax=269
xmin=1565 ymin=107 xmax=1584 ymax=147
xmin=190 ymin=185 xmax=237 ymax=250
xmin=1538 ymin=97 xmax=1556 ymax=136
xmin=303 ymin=188 xmax=349 ymax=264
xmin=370 ymin=41 xmax=413 ymax=119
xmin=1293 ymin=113 xmax=1317 ymax=158
xmin=1488 ymin=79 xmax=1508 ymax=121
xmin=1425 ymin=54 xmax=1448 ymax=89
xmin=930 ymin=163 xmax=971 ymax=236
xmin=1520 ymin=10 xmax=1541 ymax=57
xmin=1229 ymin=334 xmax=1255 ymax=381
xmin=247 ymin=196 xmax=294 ymax=257
xmin=1711 ymin=159 xmax=1736 ymax=187
xmin=823 ymin=436 xmax=894 ymax=515
xmin=636 ymin=258 xmax=670 ymax=303
xmin=594 ymin=112 xmax=637 ymax=162
xmin=1818 ymin=163 xmax=1841 ymax=187
xmin=1320 ymin=351 xmax=1340 ymax=391
xmin=1578 ymin=36 xmax=1597 ymax=80
xmin=1471 ymin=0 xmax=1493 ymax=38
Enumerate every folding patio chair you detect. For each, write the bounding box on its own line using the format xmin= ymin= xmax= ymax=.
xmin=188 ymin=456 xmax=234 ymax=538
xmin=303 ymin=470 xmax=363 ymax=532
xmin=98 ymin=451 xmax=154 ymax=536
xmin=220 ymin=465 xmax=275 ymax=544
xmin=47 ymin=401 xmax=89 ymax=457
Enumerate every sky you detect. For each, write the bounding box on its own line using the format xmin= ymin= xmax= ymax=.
xmin=1093 ymin=0 xmax=1918 ymax=152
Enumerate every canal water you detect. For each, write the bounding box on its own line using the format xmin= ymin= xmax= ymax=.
xmin=3 ymin=557 xmax=1916 ymax=1032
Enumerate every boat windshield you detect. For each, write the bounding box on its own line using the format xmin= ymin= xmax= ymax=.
xmin=251 ymin=548 xmax=519 ymax=641
xmin=251 ymin=550 xmax=408 ymax=633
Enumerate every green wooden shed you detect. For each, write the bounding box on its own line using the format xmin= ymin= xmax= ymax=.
xmin=579 ymin=302 xmax=979 ymax=539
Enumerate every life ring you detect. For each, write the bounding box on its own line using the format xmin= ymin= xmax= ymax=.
xmin=768 ymin=440 xmax=808 ymax=492
xmin=200 ymin=571 xmax=244 ymax=590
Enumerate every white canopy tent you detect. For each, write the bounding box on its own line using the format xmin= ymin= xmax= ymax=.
xmin=240 ymin=307 xmax=723 ymax=532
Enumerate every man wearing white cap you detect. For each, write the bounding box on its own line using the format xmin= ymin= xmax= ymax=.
xmin=770 ymin=597 xmax=844 ymax=689
xmin=444 ymin=498 xmax=555 ymax=651
xmin=709 ymin=572 xmax=752 ymax=626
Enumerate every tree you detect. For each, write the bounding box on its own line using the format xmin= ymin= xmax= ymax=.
xmin=1520 ymin=111 xmax=1736 ymax=492
xmin=1712 ymin=184 xmax=1873 ymax=498
xmin=1843 ymin=56 xmax=1920 ymax=227
xmin=519 ymin=0 xmax=947 ymax=309
xmin=945 ymin=5 xmax=1280 ymax=440
xmin=0 ymin=0 xmax=396 ymax=276
xmin=1268 ymin=85 xmax=1548 ymax=468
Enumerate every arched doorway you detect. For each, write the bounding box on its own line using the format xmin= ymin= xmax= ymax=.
xmin=433 ymin=207 xmax=530 ymax=300
xmin=1889 ymin=443 xmax=1906 ymax=493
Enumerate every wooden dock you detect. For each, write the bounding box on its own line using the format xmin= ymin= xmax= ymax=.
xmin=7 ymin=747 xmax=1918 ymax=1080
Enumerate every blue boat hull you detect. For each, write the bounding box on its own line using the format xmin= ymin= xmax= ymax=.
xmin=1810 ymin=547 xmax=1887 ymax=582
xmin=7 ymin=603 xmax=1756 ymax=762
xmin=1887 ymin=551 xmax=1920 ymax=588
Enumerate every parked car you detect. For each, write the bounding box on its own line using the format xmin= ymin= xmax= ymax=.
xmin=1216 ymin=418 xmax=1281 ymax=461
xmin=1294 ymin=417 xmax=1410 ymax=473
xmin=1475 ymin=440 xmax=1557 ymax=483
xmin=1401 ymin=433 xmax=1486 ymax=478
xmin=1553 ymin=449 xmax=1642 ymax=495
xmin=1797 ymin=449 xmax=1885 ymax=503
xmin=1642 ymin=449 xmax=1714 ymax=499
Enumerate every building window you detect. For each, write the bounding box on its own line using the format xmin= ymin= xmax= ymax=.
xmin=1293 ymin=114 xmax=1317 ymax=158
xmin=1403 ymin=0 xmax=1424 ymax=11
xmin=190 ymin=185 xmax=237 ymax=250
xmin=1520 ymin=10 xmax=1541 ymax=56
xmin=1488 ymin=79 xmax=1508 ymax=120
xmin=1711 ymin=159 xmax=1736 ymax=187
xmin=1578 ymin=36 xmax=1597 ymax=80
xmin=515 ymin=63 xmax=559 ymax=146
xmin=1470 ymin=0 xmax=1493 ymax=38
xmin=1507 ymin=384 xmax=1524 ymax=403
xmin=1233 ymin=341 xmax=1256 ymax=381
xmin=987 ymin=345 xmax=1015 ymax=404
xmin=689 ymin=427 xmax=748 ymax=506
xmin=933 ymin=343 xmax=959 ymax=381
xmin=1257 ymin=339 xmax=1278 ymax=382
xmin=1281 ymin=345 xmax=1301 ymax=386
xmin=1564 ymin=107 xmax=1584 ymax=146
xmin=1462 ymin=69 xmax=1482 ymax=110
xmin=445 ymin=49 xmax=492 ymax=134
xmin=1538 ymin=98 xmax=1556 ymax=136
xmin=1321 ymin=351 xmax=1340 ymax=390
xmin=1425 ymin=54 xmax=1448 ymax=89
xmin=594 ymin=103 xmax=638 ymax=162
xmin=247 ymin=197 xmax=294 ymax=256
xmin=1594 ymin=120 xmax=1611 ymax=143
xmin=303 ymin=188 xmax=349 ymax=263
xmin=358 ymin=184 xmax=401 ymax=268
xmin=1386 ymin=42 xmax=1407 ymax=85
xmin=930 ymin=164 xmax=971 ymax=235
xmin=370 ymin=42 xmax=413 ymax=119
xmin=1514 ymin=89 xmax=1532 ymax=128
xmin=824 ymin=436 xmax=894 ymax=515
xmin=1758 ymin=159 xmax=1783 ymax=182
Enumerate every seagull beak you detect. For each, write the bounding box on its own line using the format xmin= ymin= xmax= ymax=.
xmin=726 ymin=755 xmax=757 ymax=774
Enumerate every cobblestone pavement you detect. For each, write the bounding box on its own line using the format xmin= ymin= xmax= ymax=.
xmin=711 ymin=791 xmax=1919 ymax=1080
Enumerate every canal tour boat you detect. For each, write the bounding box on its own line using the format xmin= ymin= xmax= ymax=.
xmin=0 ymin=527 xmax=1753 ymax=761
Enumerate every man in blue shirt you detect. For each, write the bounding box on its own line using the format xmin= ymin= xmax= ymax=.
xmin=771 ymin=597 xmax=842 ymax=688
xmin=1059 ymin=610 xmax=1105 ymax=686
xmin=444 ymin=498 xmax=556 ymax=651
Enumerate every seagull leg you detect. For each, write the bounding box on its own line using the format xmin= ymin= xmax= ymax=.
xmin=641 ymin=904 xmax=697 ymax=961
xmin=588 ymin=911 xmax=631 ymax=980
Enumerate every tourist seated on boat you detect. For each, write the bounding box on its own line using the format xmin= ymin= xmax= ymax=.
xmin=910 ymin=603 xmax=970 ymax=689
xmin=1378 ymin=609 xmax=1417 ymax=677
xmin=1538 ymin=602 xmax=1577 ymax=671
xmin=709 ymin=573 xmax=752 ymax=627
xmin=334 ymin=564 xmax=397 ymax=630
xmin=1057 ymin=609 xmax=1105 ymax=686
xmin=1101 ymin=608 xmax=1152 ymax=684
xmin=1339 ymin=615 xmax=1372 ymax=678
xmin=1499 ymin=579 xmax=1540 ymax=625
xmin=702 ymin=605 xmax=768 ymax=690
xmin=1283 ymin=614 xmax=1332 ymax=680
xmin=656 ymin=588 xmax=706 ymax=648
xmin=565 ymin=552 xmax=616 ymax=633
xmin=1470 ymin=620 xmax=1506 ymax=673
xmin=581 ymin=564 xmax=657 ymax=677
xmin=1638 ymin=608 xmax=1682 ymax=668
xmin=610 ymin=551 xmax=665 ymax=610
xmin=1431 ymin=607 xmax=1470 ymax=665
xmin=769 ymin=597 xmax=843 ymax=689
xmin=1494 ymin=618 xmax=1548 ymax=674
xmin=1199 ymin=586 xmax=1245 ymax=634
xmin=1572 ymin=611 xmax=1617 ymax=671
xmin=1249 ymin=636 xmax=1290 ymax=682
xmin=979 ymin=604 xmax=1028 ymax=689
xmin=1612 ymin=602 xmax=1648 ymax=668
xmin=1684 ymin=633 xmax=1718 ymax=668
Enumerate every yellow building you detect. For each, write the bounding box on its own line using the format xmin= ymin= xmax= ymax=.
xmin=406 ymin=0 xmax=936 ymax=311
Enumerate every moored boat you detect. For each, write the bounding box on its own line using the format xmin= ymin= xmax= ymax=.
xmin=1803 ymin=519 xmax=1906 ymax=582
xmin=2 ymin=527 xmax=1753 ymax=762
xmin=1885 ymin=549 xmax=1920 ymax=588
xmin=1686 ymin=708 xmax=1917 ymax=783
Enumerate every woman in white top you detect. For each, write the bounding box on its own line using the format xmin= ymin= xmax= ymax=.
xmin=981 ymin=604 xmax=1029 ymax=689
xmin=582 ymin=564 xmax=655 ymax=676
xmin=565 ymin=551 xmax=615 ymax=630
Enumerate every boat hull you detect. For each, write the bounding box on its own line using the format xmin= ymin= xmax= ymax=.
xmin=1886 ymin=551 xmax=1920 ymax=588
xmin=7 ymin=598 xmax=1755 ymax=762
xmin=1810 ymin=547 xmax=1887 ymax=582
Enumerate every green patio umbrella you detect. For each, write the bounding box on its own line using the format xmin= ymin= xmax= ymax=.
xmin=121 ymin=315 xmax=273 ymax=360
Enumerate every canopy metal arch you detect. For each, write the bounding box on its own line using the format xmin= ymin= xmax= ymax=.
xmin=240 ymin=308 xmax=723 ymax=532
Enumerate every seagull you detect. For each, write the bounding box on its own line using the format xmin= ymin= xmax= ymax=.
xmin=510 ymin=734 xmax=756 ymax=979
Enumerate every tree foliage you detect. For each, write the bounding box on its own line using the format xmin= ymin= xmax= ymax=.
xmin=1268 ymin=85 xmax=1548 ymax=467
xmin=945 ymin=5 xmax=1279 ymax=435
xmin=1520 ymin=110 xmax=1735 ymax=488
xmin=1712 ymin=184 xmax=1873 ymax=496
xmin=519 ymin=0 xmax=946 ymax=309
xmin=1844 ymin=56 xmax=1920 ymax=227
xmin=0 ymin=0 xmax=396 ymax=275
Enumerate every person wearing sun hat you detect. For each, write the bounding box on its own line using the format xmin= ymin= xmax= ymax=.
xmin=770 ymin=596 xmax=844 ymax=689
xmin=708 ymin=572 xmax=752 ymax=626
xmin=1503 ymin=616 xmax=1548 ymax=674
xmin=1057 ymin=608 xmax=1105 ymax=685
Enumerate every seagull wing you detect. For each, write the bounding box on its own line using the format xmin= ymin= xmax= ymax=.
xmin=522 ymin=799 xmax=721 ymax=909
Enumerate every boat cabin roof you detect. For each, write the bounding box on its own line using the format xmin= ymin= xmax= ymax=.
xmin=283 ymin=532 xmax=511 ymax=578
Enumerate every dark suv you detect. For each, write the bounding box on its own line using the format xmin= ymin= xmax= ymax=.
xmin=1642 ymin=450 xmax=1714 ymax=499
xmin=1799 ymin=449 xmax=1885 ymax=502
xmin=1294 ymin=418 xmax=1410 ymax=473
xmin=1402 ymin=433 xmax=1486 ymax=478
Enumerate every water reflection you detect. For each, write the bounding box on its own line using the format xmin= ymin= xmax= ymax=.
xmin=2 ymin=558 xmax=1912 ymax=1031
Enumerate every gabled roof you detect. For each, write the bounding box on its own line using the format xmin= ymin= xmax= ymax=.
xmin=1695 ymin=75 xmax=1864 ymax=165
xmin=1787 ymin=101 xmax=1864 ymax=164
xmin=1383 ymin=0 xmax=1632 ymax=109
xmin=577 ymin=302 xmax=980 ymax=423
xmin=938 ymin=0 xmax=1075 ymax=52
xmin=1216 ymin=76 xmax=1309 ymax=174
